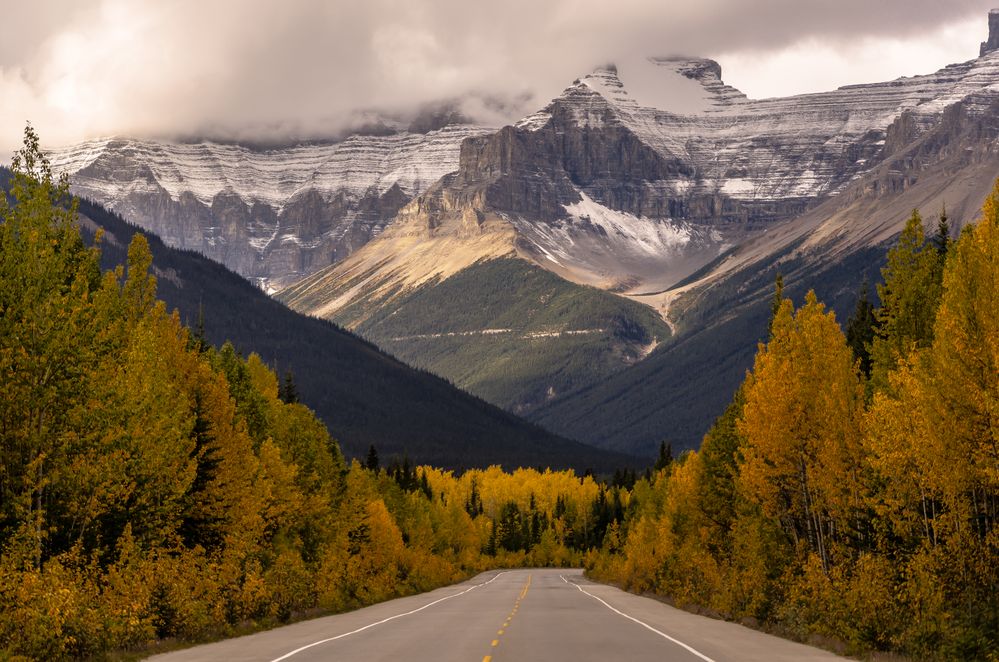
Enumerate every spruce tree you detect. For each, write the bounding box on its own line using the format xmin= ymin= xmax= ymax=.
xmin=932 ymin=203 xmax=951 ymax=256
xmin=767 ymin=272 xmax=785 ymax=338
xmin=845 ymin=280 xmax=877 ymax=378
xmin=870 ymin=210 xmax=945 ymax=391
xmin=654 ymin=440 xmax=673 ymax=472
xmin=365 ymin=444 xmax=379 ymax=472
xmin=280 ymin=369 xmax=299 ymax=404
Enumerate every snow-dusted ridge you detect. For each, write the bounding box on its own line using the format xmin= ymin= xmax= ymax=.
xmin=529 ymin=49 xmax=999 ymax=203
xmin=44 ymin=13 xmax=999 ymax=297
xmin=50 ymin=124 xmax=491 ymax=212
xmin=46 ymin=123 xmax=494 ymax=290
xmin=510 ymin=190 xmax=724 ymax=292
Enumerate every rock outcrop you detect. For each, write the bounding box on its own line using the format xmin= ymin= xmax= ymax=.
xmin=981 ymin=9 xmax=999 ymax=56
xmin=48 ymin=123 xmax=491 ymax=290
xmin=49 ymin=11 xmax=999 ymax=298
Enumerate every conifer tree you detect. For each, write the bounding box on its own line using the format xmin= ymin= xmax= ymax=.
xmin=653 ymin=440 xmax=673 ymax=473
xmin=932 ymin=203 xmax=951 ymax=256
xmin=280 ymin=370 xmax=299 ymax=404
xmin=365 ymin=445 xmax=380 ymax=472
xmin=767 ymin=273 xmax=785 ymax=338
xmin=870 ymin=210 xmax=945 ymax=391
xmin=845 ymin=279 xmax=877 ymax=378
xmin=696 ymin=385 xmax=745 ymax=536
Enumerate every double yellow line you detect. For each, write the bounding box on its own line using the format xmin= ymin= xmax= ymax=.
xmin=483 ymin=574 xmax=531 ymax=662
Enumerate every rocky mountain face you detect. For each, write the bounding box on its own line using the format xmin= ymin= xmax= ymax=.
xmin=286 ymin=31 xmax=999 ymax=307
xmin=49 ymin=12 xmax=999 ymax=454
xmin=536 ymin=95 xmax=999 ymax=455
xmin=26 ymin=169 xmax=640 ymax=471
xmin=47 ymin=121 xmax=492 ymax=291
xmin=50 ymin=17 xmax=999 ymax=297
xmin=478 ymin=46 xmax=999 ymax=295
xmin=279 ymin=13 xmax=999 ymax=441
xmin=982 ymin=8 xmax=999 ymax=56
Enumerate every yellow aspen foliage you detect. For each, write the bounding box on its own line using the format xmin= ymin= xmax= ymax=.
xmin=245 ymin=353 xmax=280 ymax=401
xmin=591 ymin=186 xmax=999 ymax=658
xmin=2 ymin=128 xmax=626 ymax=659
xmin=921 ymin=181 xmax=999 ymax=514
xmin=256 ymin=438 xmax=306 ymax=545
xmin=738 ymin=292 xmax=866 ymax=568
xmin=867 ymin=182 xmax=999 ymax=547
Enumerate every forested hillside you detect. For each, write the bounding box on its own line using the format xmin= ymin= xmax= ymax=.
xmin=586 ymin=187 xmax=999 ymax=660
xmin=322 ymin=256 xmax=670 ymax=414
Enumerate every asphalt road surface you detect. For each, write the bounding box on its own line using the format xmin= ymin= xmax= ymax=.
xmin=148 ymin=569 xmax=845 ymax=661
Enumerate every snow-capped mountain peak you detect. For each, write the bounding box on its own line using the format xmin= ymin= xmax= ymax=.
xmin=48 ymin=122 xmax=493 ymax=290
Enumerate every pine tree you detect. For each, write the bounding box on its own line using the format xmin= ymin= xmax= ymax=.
xmin=845 ymin=280 xmax=877 ymax=378
xmin=653 ymin=440 xmax=673 ymax=473
xmin=767 ymin=273 xmax=785 ymax=338
xmin=365 ymin=445 xmax=380 ymax=472
xmin=870 ymin=210 xmax=945 ymax=391
xmin=696 ymin=385 xmax=745 ymax=536
xmin=419 ymin=470 xmax=433 ymax=500
xmin=280 ymin=370 xmax=299 ymax=404
xmin=189 ymin=301 xmax=207 ymax=353
xmin=485 ymin=519 xmax=498 ymax=556
xmin=932 ymin=203 xmax=951 ymax=256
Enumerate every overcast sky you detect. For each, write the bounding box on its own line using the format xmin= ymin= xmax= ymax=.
xmin=1 ymin=0 xmax=996 ymax=154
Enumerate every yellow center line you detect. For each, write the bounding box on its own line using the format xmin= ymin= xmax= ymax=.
xmin=480 ymin=573 xmax=531 ymax=660
xmin=518 ymin=574 xmax=532 ymax=600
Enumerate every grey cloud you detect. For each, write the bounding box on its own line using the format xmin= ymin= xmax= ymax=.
xmin=2 ymin=0 xmax=996 ymax=151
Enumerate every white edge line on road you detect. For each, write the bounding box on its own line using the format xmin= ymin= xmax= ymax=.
xmin=269 ymin=571 xmax=510 ymax=662
xmin=559 ymin=574 xmax=717 ymax=662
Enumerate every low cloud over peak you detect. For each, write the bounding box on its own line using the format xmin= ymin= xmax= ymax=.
xmin=2 ymin=0 xmax=995 ymax=154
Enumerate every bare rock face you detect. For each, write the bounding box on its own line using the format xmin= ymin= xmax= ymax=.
xmin=388 ymin=15 xmax=999 ymax=293
xmin=48 ymin=124 xmax=492 ymax=291
xmin=48 ymin=11 xmax=999 ymax=296
xmin=981 ymin=9 xmax=999 ymax=56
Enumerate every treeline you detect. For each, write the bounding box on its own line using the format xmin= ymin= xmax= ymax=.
xmin=587 ymin=187 xmax=999 ymax=659
xmin=0 ymin=128 xmax=629 ymax=660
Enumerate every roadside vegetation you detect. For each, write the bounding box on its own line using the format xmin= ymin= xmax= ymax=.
xmin=0 ymin=128 xmax=630 ymax=660
xmin=587 ymin=187 xmax=999 ymax=660
xmin=2 ymin=126 xmax=996 ymax=661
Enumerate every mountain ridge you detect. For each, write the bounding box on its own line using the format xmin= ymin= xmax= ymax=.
xmin=45 ymin=11 xmax=999 ymax=455
xmin=5 ymin=165 xmax=642 ymax=470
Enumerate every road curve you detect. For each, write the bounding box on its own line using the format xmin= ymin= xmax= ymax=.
xmin=147 ymin=569 xmax=845 ymax=661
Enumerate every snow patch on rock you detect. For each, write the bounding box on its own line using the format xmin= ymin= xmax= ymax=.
xmin=563 ymin=191 xmax=691 ymax=255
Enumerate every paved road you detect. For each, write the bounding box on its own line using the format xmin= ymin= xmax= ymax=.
xmin=148 ymin=569 xmax=845 ymax=661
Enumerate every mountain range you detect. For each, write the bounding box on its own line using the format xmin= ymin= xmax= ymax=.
xmin=3 ymin=165 xmax=638 ymax=470
xmin=47 ymin=10 xmax=999 ymax=457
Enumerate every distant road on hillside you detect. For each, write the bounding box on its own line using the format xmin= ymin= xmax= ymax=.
xmin=148 ymin=569 xmax=844 ymax=661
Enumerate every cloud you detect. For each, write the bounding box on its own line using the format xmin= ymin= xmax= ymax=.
xmin=1 ymin=0 xmax=995 ymax=154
